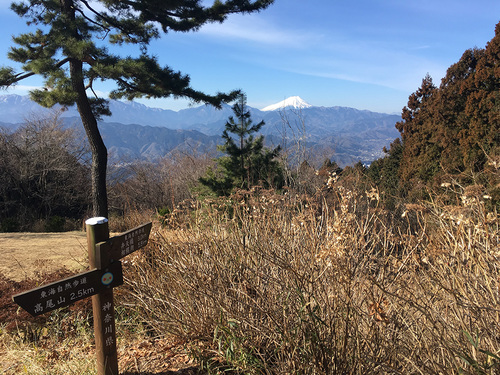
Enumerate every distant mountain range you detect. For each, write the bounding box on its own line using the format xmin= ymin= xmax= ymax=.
xmin=0 ymin=94 xmax=401 ymax=166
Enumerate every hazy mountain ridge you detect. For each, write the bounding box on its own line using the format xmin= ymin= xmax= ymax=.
xmin=0 ymin=95 xmax=400 ymax=166
xmin=100 ymin=121 xmax=221 ymax=160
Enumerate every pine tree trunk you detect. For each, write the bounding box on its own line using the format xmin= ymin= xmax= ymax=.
xmin=69 ymin=59 xmax=108 ymax=218
xmin=63 ymin=0 xmax=108 ymax=218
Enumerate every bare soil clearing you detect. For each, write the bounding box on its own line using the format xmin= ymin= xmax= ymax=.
xmin=0 ymin=231 xmax=89 ymax=281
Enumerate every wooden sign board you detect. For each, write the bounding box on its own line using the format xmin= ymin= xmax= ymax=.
xmin=12 ymin=219 xmax=152 ymax=375
xmin=13 ymin=261 xmax=123 ymax=317
xmin=97 ymin=221 xmax=152 ymax=263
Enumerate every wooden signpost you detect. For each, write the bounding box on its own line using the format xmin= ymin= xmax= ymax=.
xmin=12 ymin=217 xmax=152 ymax=375
xmin=13 ymin=261 xmax=124 ymax=316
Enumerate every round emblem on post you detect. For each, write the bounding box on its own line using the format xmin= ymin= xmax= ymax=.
xmin=101 ymin=272 xmax=114 ymax=286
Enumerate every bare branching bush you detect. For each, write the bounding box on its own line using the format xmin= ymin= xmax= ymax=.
xmin=108 ymin=149 xmax=215 ymax=219
xmin=0 ymin=112 xmax=90 ymax=231
xmin=276 ymin=106 xmax=336 ymax=194
xmin=384 ymin=183 xmax=500 ymax=374
xmin=123 ymin=173 xmax=499 ymax=374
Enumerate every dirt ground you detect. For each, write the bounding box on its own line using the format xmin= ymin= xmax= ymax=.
xmin=0 ymin=231 xmax=89 ymax=281
xmin=0 ymin=231 xmax=202 ymax=375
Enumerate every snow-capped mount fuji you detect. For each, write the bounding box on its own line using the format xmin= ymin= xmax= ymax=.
xmin=261 ymin=96 xmax=313 ymax=111
xmin=0 ymin=94 xmax=401 ymax=166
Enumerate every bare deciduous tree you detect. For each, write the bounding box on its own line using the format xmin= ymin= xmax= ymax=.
xmin=0 ymin=112 xmax=90 ymax=231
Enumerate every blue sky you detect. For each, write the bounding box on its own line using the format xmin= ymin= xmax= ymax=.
xmin=0 ymin=0 xmax=499 ymax=114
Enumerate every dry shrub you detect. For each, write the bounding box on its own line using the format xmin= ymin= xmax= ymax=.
xmin=387 ymin=186 xmax=500 ymax=374
xmin=108 ymin=208 xmax=155 ymax=233
xmin=124 ymin=183 xmax=499 ymax=374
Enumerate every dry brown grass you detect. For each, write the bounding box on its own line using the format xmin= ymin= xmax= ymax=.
xmin=123 ymin=183 xmax=499 ymax=374
xmin=1 ymin=181 xmax=497 ymax=374
xmin=0 ymin=231 xmax=88 ymax=281
xmin=0 ymin=328 xmax=96 ymax=374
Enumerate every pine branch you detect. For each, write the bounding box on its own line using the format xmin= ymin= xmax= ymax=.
xmin=74 ymin=2 xmax=110 ymax=34
xmin=0 ymin=57 xmax=71 ymax=87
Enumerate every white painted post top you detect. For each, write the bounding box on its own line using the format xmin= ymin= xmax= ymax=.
xmin=85 ymin=217 xmax=109 ymax=225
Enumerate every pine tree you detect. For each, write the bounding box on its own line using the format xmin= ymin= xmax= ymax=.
xmin=0 ymin=0 xmax=275 ymax=217
xmin=395 ymin=74 xmax=438 ymax=194
xmin=200 ymin=93 xmax=283 ymax=195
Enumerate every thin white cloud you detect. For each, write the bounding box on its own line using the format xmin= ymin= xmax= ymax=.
xmin=196 ymin=11 xmax=448 ymax=93
xmin=2 ymin=84 xmax=41 ymax=94
xmin=211 ymin=22 xmax=446 ymax=93
xmin=199 ymin=15 xmax=318 ymax=48
xmin=280 ymin=46 xmax=447 ymax=92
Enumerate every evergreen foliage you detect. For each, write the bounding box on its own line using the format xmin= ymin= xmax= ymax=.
xmin=200 ymin=94 xmax=283 ymax=195
xmin=0 ymin=0 xmax=275 ymax=217
xmin=369 ymin=22 xmax=500 ymax=203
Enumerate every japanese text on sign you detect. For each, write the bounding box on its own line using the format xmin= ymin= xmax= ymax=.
xmin=13 ymin=262 xmax=123 ymax=316
xmin=97 ymin=222 xmax=152 ymax=262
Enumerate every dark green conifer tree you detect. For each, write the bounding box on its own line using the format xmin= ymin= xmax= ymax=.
xmin=200 ymin=93 xmax=283 ymax=195
xmin=0 ymin=0 xmax=274 ymax=217
xmin=395 ymin=73 xmax=438 ymax=192
xmin=375 ymin=22 xmax=499 ymax=203
xmin=367 ymin=138 xmax=403 ymax=207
